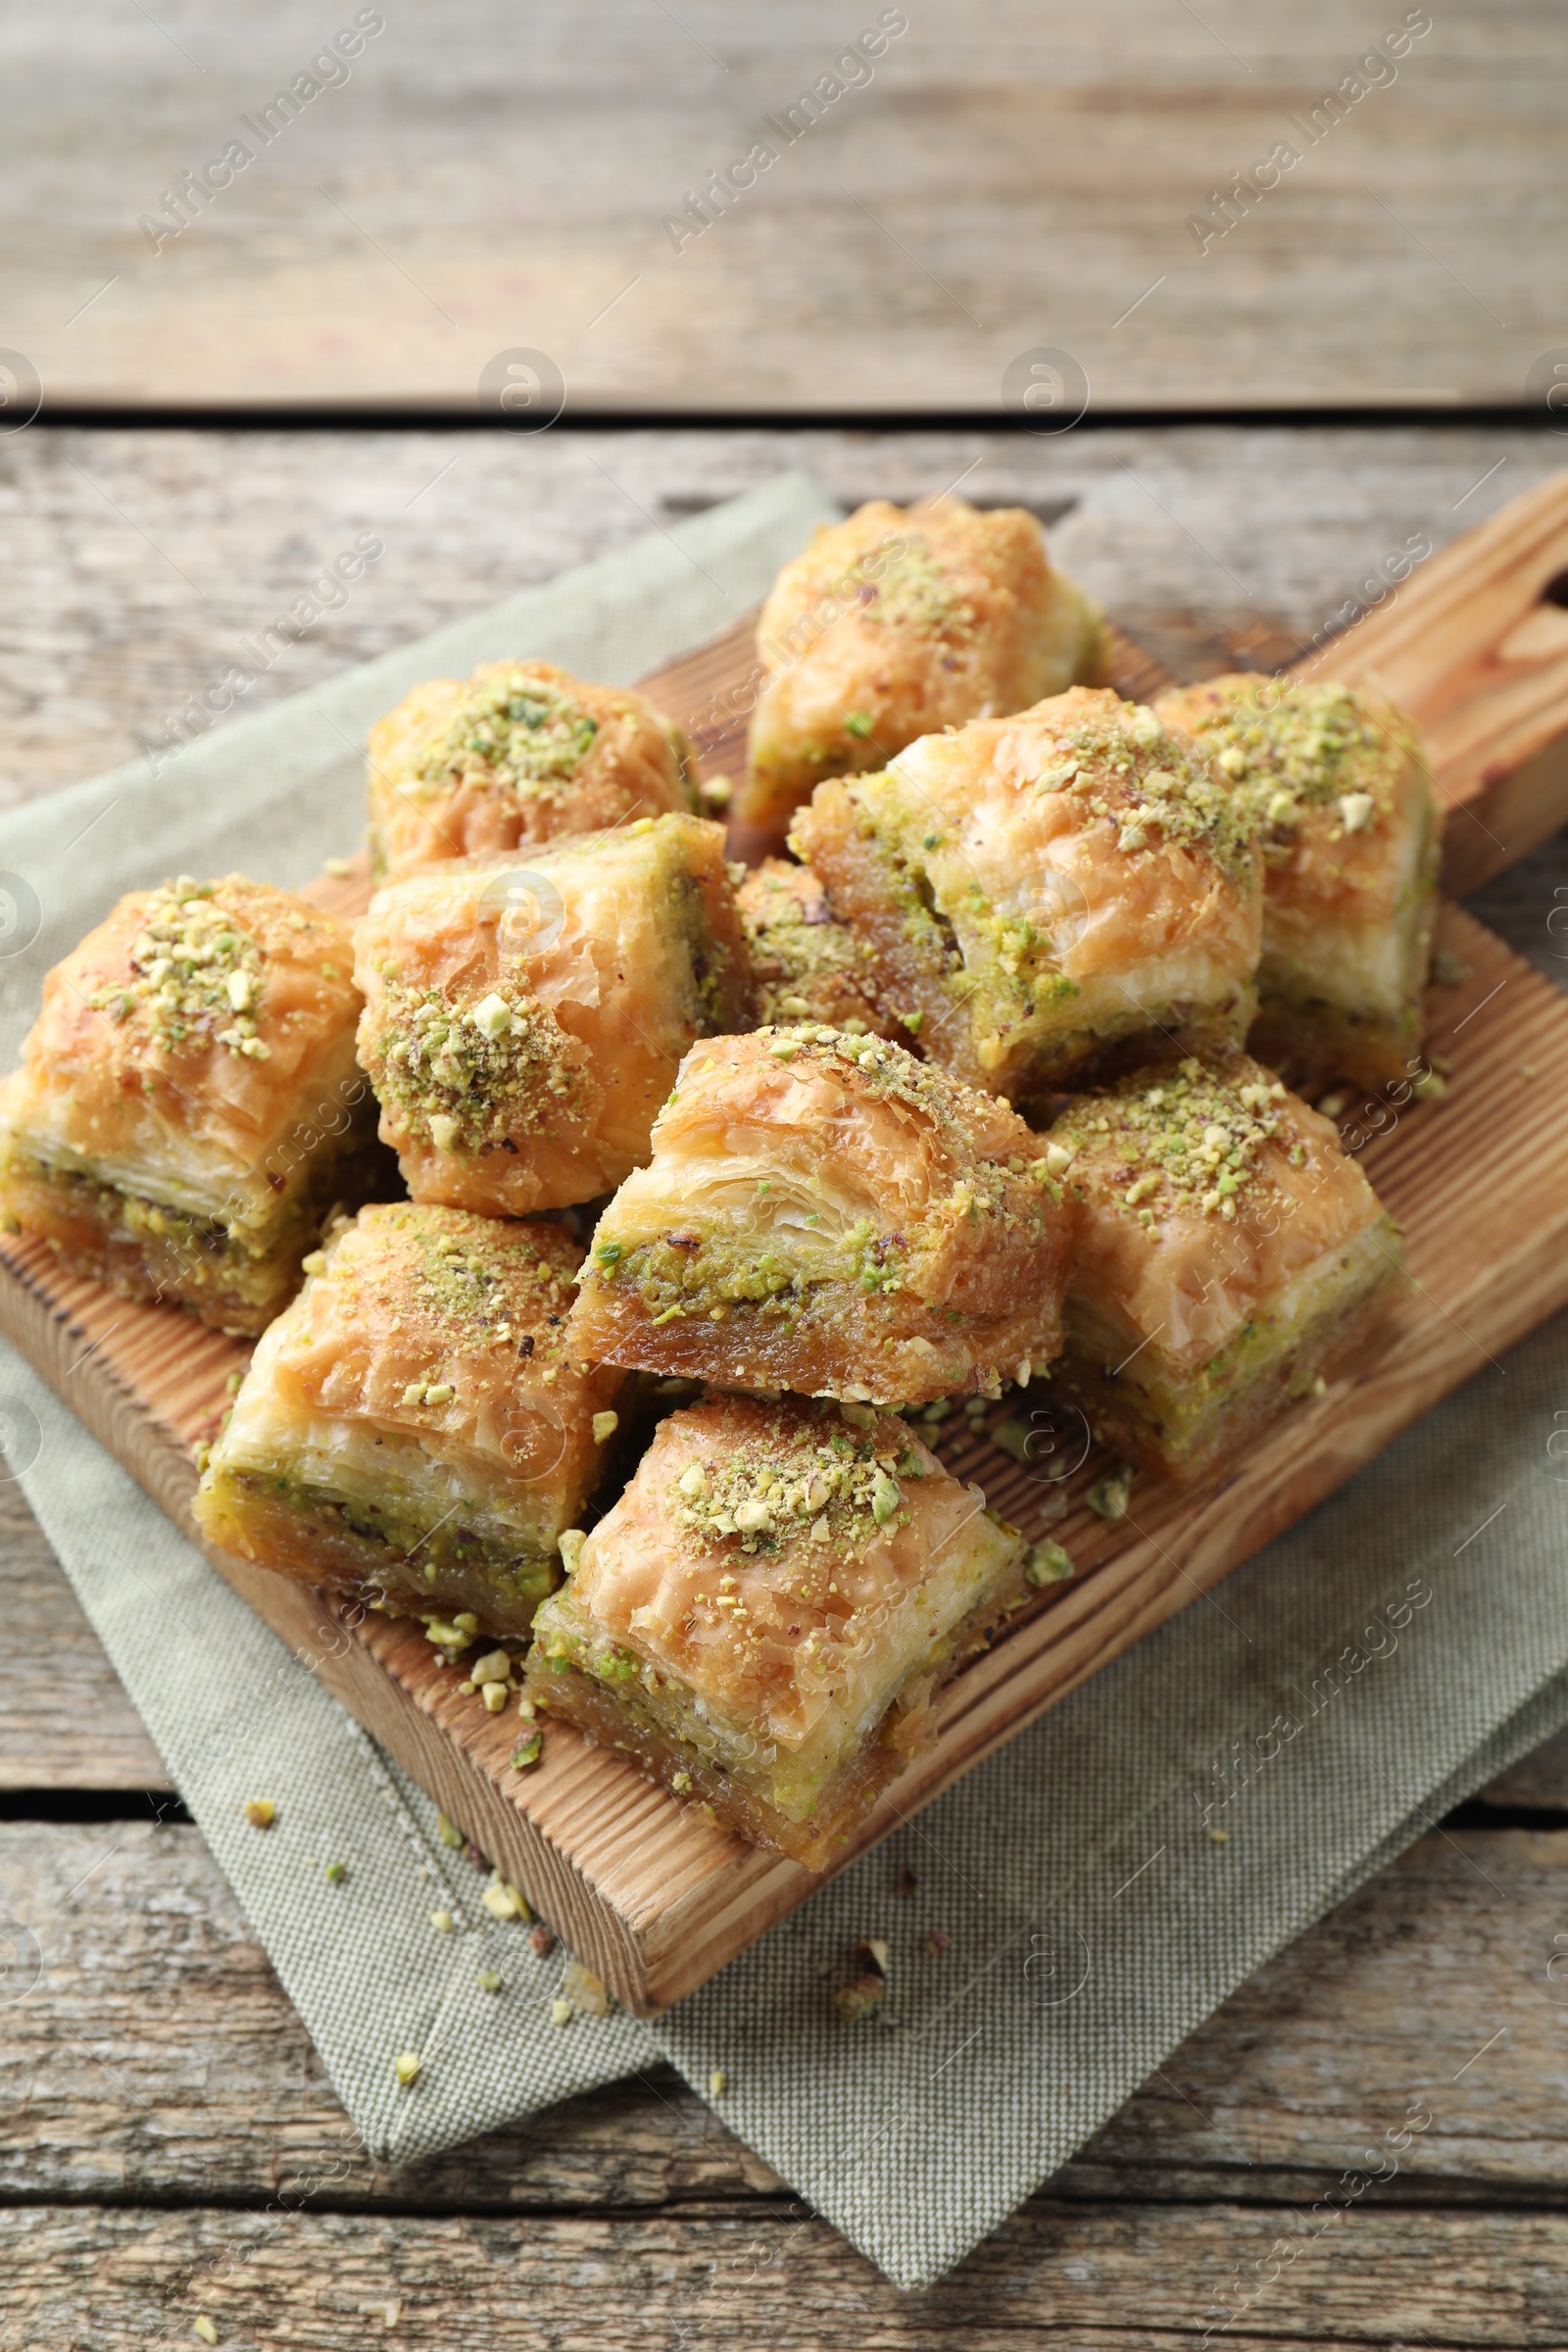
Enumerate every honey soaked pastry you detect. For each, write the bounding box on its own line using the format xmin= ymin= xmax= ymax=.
xmin=368 ymin=659 xmax=694 ymax=880
xmin=740 ymin=497 xmax=1104 ymax=840
xmin=0 ymin=875 xmax=378 ymax=1335
xmin=736 ymin=857 xmax=908 ymax=1042
xmin=525 ymin=1395 xmax=1027 ymax=1866
xmin=195 ymin=1203 xmax=624 ymax=1638
xmin=1155 ymin=674 xmax=1441 ymax=1091
xmin=568 ymin=1025 xmax=1074 ymax=1406
xmin=1045 ymin=1051 xmax=1400 ymax=1485
xmin=792 ymin=686 xmax=1263 ymax=1105
xmin=354 ymin=814 xmax=753 ymax=1215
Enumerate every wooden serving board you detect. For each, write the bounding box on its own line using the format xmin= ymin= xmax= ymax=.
xmin=1293 ymin=471 xmax=1568 ymax=900
xmin=8 ymin=484 xmax=1568 ymax=2017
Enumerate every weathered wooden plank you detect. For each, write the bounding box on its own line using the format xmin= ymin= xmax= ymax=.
xmin=1 ymin=425 xmax=1562 ymax=807
xmin=0 ymin=1481 xmax=172 ymax=1792
xmin=10 ymin=2199 xmax=1568 ymax=2348
xmin=1484 ymin=1728 xmax=1568 ymax=1812
xmin=3 ymin=2 xmax=1562 ymax=411
xmin=6 ymin=1822 xmax=1568 ymax=2215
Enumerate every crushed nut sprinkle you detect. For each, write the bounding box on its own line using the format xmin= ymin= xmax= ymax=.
xmin=666 ymin=1409 xmax=916 ymax=1562
xmin=1164 ymin=678 xmax=1416 ymax=845
xmin=1048 ymin=1056 xmax=1291 ymax=1224
xmin=414 ymin=667 xmax=602 ymax=800
xmin=859 ymin=533 xmax=976 ymax=639
xmin=88 ymin=877 xmax=279 ymax=1057
xmin=242 ymin=1798 xmax=276 ymax=1830
xmin=1021 ymin=704 xmax=1257 ymax=890
xmin=367 ymin=971 xmax=580 ymax=1155
xmin=1087 ymin=1463 xmax=1134 ymax=1522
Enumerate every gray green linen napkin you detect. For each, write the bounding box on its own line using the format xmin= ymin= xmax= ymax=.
xmin=3 ymin=471 xmax=1566 ymax=2292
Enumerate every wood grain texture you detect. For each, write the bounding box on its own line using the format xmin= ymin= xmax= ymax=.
xmin=5 ymin=1821 xmax=1565 ymax=2215
xmin=1297 ymin=471 xmax=1568 ymax=894
xmin=12 ymin=2203 xmax=1568 ymax=2349
xmin=0 ymin=1481 xmax=172 ymax=1791
xmin=3 ymin=893 xmax=1562 ymax=2015
xmin=3 ymin=423 xmax=1562 ymax=808
xmin=4 ymin=2 xmax=1564 ymax=413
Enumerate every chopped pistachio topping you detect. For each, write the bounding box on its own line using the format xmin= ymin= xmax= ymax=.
xmin=88 ymin=877 xmax=275 ymax=1057
xmin=1166 ymin=679 xmax=1414 ymax=846
xmin=367 ymin=971 xmax=579 ymax=1155
xmin=1024 ymin=1538 xmax=1074 ymax=1586
xmin=860 ymin=534 xmax=974 ymax=639
xmin=415 ymin=667 xmax=601 ymax=799
xmin=242 ymin=1798 xmax=276 ymax=1830
xmin=1049 ymin=1056 xmax=1290 ymax=1224
xmin=834 ymin=1972 xmax=886 ymax=2022
xmin=393 ymin=2050 xmax=421 ymax=2085
xmin=666 ymin=1410 xmax=912 ymax=1563
xmin=1087 ymin=1464 xmax=1134 ymax=1522
xmin=1024 ymin=706 xmax=1256 ymax=891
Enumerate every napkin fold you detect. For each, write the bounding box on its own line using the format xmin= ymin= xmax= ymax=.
xmin=3 ymin=471 xmax=1565 ymax=2289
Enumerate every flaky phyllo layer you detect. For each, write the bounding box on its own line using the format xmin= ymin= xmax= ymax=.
xmin=368 ymin=658 xmax=696 ymax=879
xmin=1155 ymin=674 xmax=1441 ymax=1089
xmin=0 ymin=874 xmax=375 ymax=1330
xmin=354 ymin=814 xmax=754 ymax=1215
xmin=526 ymin=1396 xmax=1026 ymax=1864
xmin=195 ymin=1202 xmax=625 ymax=1636
xmin=792 ymin=686 xmax=1263 ymax=1102
xmin=568 ymin=1024 xmax=1075 ymax=1406
xmin=1045 ymin=1050 xmax=1400 ymax=1480
xmin=740 ymin=495 xmax=1104 ymax=838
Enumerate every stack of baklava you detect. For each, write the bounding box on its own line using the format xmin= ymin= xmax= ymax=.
xmin=0 ymin=499 xmax=1438 ymax=1868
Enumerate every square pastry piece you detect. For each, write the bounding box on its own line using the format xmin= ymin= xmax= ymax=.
xmin=354 ymin=814 xmax=753 ymax=1215
xmin=1155 ymin=675 xmax=1441 ymax=1090
xmin=568 ymin=1025 xmax=1074 ymax=1405
xmin=368 ymin=659 xmax=695 ymax=881
xmin=525 ymin=1396 xmax=1027 ymax=1866
xmin=195 ymin=1203 xmax=625 ymax=1638
xmin=0 ymin=874 xmax=375 ymax=1334
xmin=736 ymin=857 xmax=910 ymax=1042
xmin=738 ymin=497 xmax=1104 ymax=844
xmin=792 ymin=687 xmax=1263 ymax=1106
xmin=1045 ymin=1052 xmax=1400 ymax=1485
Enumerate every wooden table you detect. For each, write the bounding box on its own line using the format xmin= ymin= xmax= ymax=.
xmin=4 ymin=2 xmax=1565 ymax=415
xmin=6 ymin=424 xmax=1568 ymax=2347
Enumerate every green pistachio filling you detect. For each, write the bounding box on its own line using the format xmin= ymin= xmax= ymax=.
xmin=415 ymin=669 xmax=601 ymax=799
xmin=739 ymin=872 xmax=881 ymax=1028
xmin=87 ymin=877 xmax=271 ymax=1058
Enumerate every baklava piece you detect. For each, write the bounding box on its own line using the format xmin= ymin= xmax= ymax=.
xmin=739 ymin=497 xmax=1104 ymax=842
xmin=525 ymin=1395 xmax=1027 ymax=1866
xmin=1154 ymin=675 xmax=1441 ymax=1091
xmin=195 ymin=1203 xmax=624 ymax=1638
xmin=368 ymin=658 xmax=695 ymax=881
xmin=0 ymin=875 xmax=377 ymax=1335
xmin=568 ymin=1025 xmax=1073 ymax=1405
xmin=792 ymin=687 xmax=1263 ymax=1105
xmin=1045 ymin=1051 xmax=1400 ymax=1485
xmin=354 ymin=814 xmax=753 ymax=1215
xmin=736 ymin=857 xmax=909 ymax=1042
